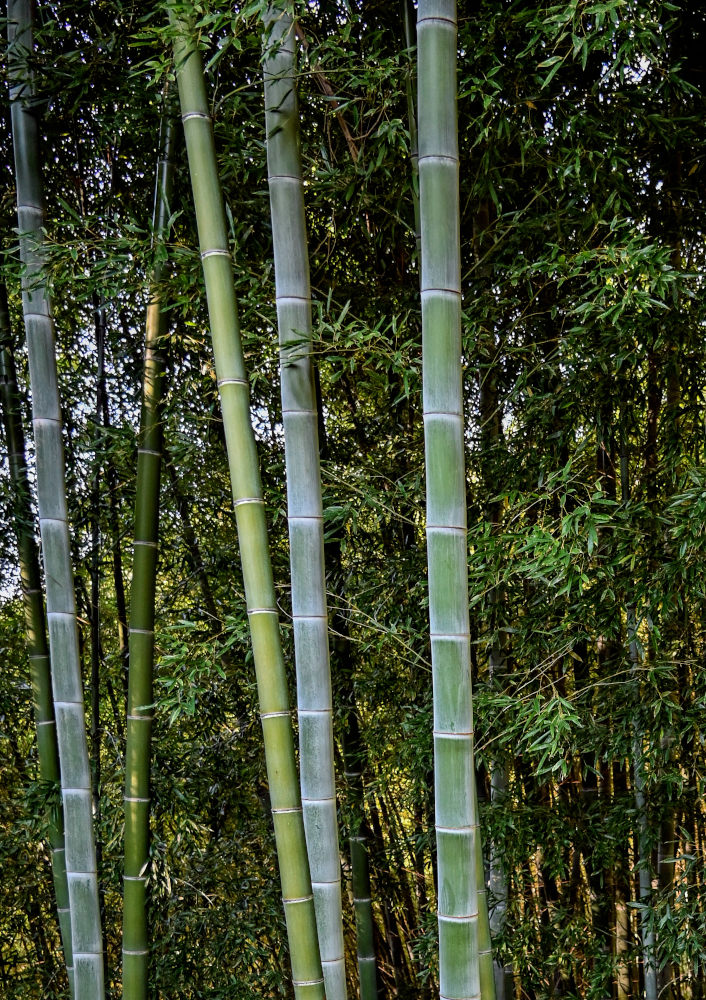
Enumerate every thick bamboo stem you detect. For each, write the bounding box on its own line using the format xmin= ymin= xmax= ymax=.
xmin=263 ymin=9 xmax=346 ymax=999
xmin=417 ymin=3 xmax=495 ymax=998
xmin=122 ymin=108 xmax=175 ymax=1000
xmin=7 ymin=4 xmax=104 ymax=996
xmin=0 ymin=283 xmax=74 ymax=995
xmin=171 ymin=12 xmax=324 ymax=998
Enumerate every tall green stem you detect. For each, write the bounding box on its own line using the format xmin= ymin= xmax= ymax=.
xmin=402 ymin=0 xmax=421 ymax=264
xmin=122 ymin=108 xmax=175 ymax=1000
xmin=263 ymin=9 xmax=346 ymax=999
xmin=0 ymin=282 xmax=74 ymax=996
xmin=620 ymin=435 xmax=657 ymax=1000
xmin=417 ymin=3 xmax=495 ymax=998
xmin=171 ymin=11 xmax=324 ymax=998
xmin=7 ymin=3 xmax=104 ymax=997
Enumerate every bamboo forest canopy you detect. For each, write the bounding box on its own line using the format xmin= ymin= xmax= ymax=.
xmin=1 ymin=1 xmax=706 ymax=999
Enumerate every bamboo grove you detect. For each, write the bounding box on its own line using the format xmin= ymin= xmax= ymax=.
xmin=1 ymin=2 xmax=706 ymax=1000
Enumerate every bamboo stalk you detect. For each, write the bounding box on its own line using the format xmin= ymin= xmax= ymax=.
xmin=122 ymin=107 xmax=175 ymax=1000
xmin=401 ymin=0 xmax=421 ymax=264
xmin=343 ymin=708 xmax=380 ymax=1000
xmin=7 ymin=4 xmax=104 ymax=996
xmin=0 ymin=282 xmax=74 ymax=996
xmin=628 ymin=612 xmax=658 ymax=1000
xmin=263 ymin=9 xmax=346 ymax=999
xmin=417 ymin=3 xmax=495 ymax=998
xmin=620 ymin=429 xmax=658 ymax=1000
xmin=170 ymin=11 xmax=324 ymax=998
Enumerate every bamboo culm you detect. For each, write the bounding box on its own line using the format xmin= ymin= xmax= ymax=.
xmin=0 ymin=284 xmax=74 ymax=995
xmin=122 ymin=109 xmax=175 ymax=1000
xmin=263 ymin=8 xmax=347 ymax=999
xmin=417 ymin=3 xmax=495 ymax=998
xmin=7 ymin=3 xmax=105 ymax=997
xmin=620 ymin=441 xmax=657 ymax=1000
xmin=171 ymin=11 xmax=324 ymax=998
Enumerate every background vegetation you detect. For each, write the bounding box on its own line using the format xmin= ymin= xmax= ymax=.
xmin=1 ymin=1 xmax=706 ymax=998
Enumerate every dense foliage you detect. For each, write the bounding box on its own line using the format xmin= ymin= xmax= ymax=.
xmin=1 ymin=1 xmax=706 ymax=998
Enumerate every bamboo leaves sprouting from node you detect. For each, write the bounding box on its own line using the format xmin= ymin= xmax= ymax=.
xmin=170 ymin=9 xmax=325 ymax=998
xmin=263 ymin=8 xmax=347 ymax=1000
xmin=417 ymin=2 xmax=495 ymax=998
xmin=7 ymin=2 xmax=105 ymax=997
xmin=122 ymin=107 xmax=176 ymax=1000
xmin=0 ymin=284 xmax=74 ymax=995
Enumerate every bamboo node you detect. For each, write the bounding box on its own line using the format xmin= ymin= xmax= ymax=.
xmin=181 ymin=111 xmax=210 ymax=122
xmin=420 ymin=287 xmax=461 ymax=299
xmin=418 ymin=152 xmax=458 ymax=165
xmin=201 ymin=248 xmax=230 ymax=260
xmin=276 ymin=295 xmax=310 ymax=306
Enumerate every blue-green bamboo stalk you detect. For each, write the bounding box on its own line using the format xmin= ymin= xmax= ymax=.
xmin=417 ymin=3 xmax=495 ymax=998
xmin=0 ymin=283 xmax=74 ymax=996
xmin=7 ymin=3 xmax=104 ymax=996
xmin=263 ymin=9 xmax=347 ymax=999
